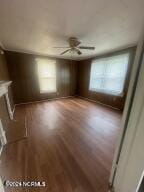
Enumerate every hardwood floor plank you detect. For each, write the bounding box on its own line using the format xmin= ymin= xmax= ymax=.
xmin=0 ymin=98 xmax=121 ymax=192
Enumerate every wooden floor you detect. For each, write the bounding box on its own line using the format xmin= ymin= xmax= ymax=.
xmin=0 ymin=98 xmax=122 ymax=192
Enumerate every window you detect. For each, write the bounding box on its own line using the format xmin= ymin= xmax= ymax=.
xmin=36 ymin=58 xmax=57 ymax=93
xmin=89 ymin=53 xmax=130 ymax=96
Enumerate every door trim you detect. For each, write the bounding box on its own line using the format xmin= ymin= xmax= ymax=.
xmin=109 ymin=28 xmax=144 ymax=189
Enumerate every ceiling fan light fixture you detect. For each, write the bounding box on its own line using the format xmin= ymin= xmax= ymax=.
xmin=54 ymin=37 xmax=95 ymax=56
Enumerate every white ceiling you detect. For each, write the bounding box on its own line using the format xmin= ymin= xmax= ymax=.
xmin=0 ymin=0 xmax=144 ymax=60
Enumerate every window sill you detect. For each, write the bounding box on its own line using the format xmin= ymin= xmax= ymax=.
xmin=89 ymin=89 xmax=124 ymax=97
xmin=40 ymin=91 xmax=57 ymax=94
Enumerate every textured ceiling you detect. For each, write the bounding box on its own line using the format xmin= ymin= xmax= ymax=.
xmin=0 ymin=0 xmax=144 ymax=60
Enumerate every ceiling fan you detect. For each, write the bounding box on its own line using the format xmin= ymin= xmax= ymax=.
xmin=54 ymin=37 xmax=95 ymax=55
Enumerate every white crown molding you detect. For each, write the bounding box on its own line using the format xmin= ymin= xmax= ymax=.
xmin=3 ymin=47 xmax=78 ymax=61
xmin=77 ymin=43 xmax=138 ymax=61
xmin=3 ymin=43 xmax=137 ymax=61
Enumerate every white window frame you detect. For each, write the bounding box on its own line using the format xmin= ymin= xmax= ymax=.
xmin=89 ymin=53 xmax=130 ymax=96
xmin=36 ymin=58 xmax=57 ymax=94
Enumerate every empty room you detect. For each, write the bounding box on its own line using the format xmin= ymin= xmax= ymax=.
xmin=0 ymin=1 xmax=144 ymax=192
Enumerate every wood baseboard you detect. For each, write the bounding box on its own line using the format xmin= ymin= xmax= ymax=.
xmin=15 ymin=95 xmax=77 ymax=106
xmin=13 ymin=95 xmax=120 ymax=111
xmin=78 ymin=96 xmax=120 ymax=111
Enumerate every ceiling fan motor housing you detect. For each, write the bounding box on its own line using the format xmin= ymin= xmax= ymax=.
xmin=58 ymin=37 xmax=95 ymax=55
xmin=68 ymin=37 xmax=81 ymax=47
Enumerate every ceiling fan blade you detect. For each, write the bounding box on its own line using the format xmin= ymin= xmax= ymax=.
xmin=78 ymin=46 xmax=95 ymax=50
xmin=53 ymin=47 xmax=70 ymax=48
xmin=60 ymin=49 xmax=71 ymax=55
xmin=75 ymin=48 xmax=82 ymax=55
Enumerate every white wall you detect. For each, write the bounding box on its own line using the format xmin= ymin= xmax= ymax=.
xmin=113 ymin=29 xmax=144 ymax=192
